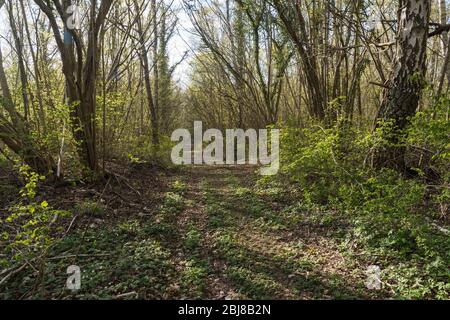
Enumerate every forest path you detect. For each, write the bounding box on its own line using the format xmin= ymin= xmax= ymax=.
xmin=9 ymin=164 xmax=384 ymax=299
xmin=160 ymin=165 xmax=375 ymax=299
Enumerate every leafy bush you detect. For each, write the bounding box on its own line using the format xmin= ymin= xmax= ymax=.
xmin=407 ymin=96 xmax=450 ymax=163
xmin=267 ymin=108 xmax=450 ymax=299
xmin=279 ymin=122 xmax=364 ymax=205
xmin=0 ymin=165 xmax=71 ymax=268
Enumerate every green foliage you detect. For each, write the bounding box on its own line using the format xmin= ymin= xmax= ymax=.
xmin=180 ymin=258 xmax=209 ymax=298
xmin=104 ymin=238 xmax=174 ymax=296
xmin=122 ymin=239 xmax=171 ymax=268
xmin=117 ymin=219 xmax=142 ymax=236
xmin=226 ymin=266 xmax=283 ymax=299
xmin=0 ymin=165 xmax=71 ymax=267
xmin=74 ymin=200 xmax=106 ymax=217
xmin=125 ymin=135 xmax=177 ymax=167
xmin=184 ymin=224 xmax=202 ymax=251
xmin=160 ymin=192 xmax=185 ymax=215
xmin=407 ymin=97 xmax=450 ymax=162
xmin=171 ymin=180 xmax=187 ymax=195
xmin=279 ymin=123 xmax=363 ymax=205
xmin=348 ymin=170 xmax=429 ymax=256
xmin=128 ymin=154 xmax=145 ymax=164
xmin=268 ymin=107 xmax=450 ymax=299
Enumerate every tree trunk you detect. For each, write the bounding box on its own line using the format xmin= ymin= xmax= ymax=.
xmin=437 ymin=0 xmax=450 ymax=96
xmin=272 ymin=0 xmax=326 ymax=120
xmin=151 ymin=0 xmax=160 ymax=146
xmin=34 ymin=0 xmax=113 ymax=173
xmin=0 ymin=47 xmax=55 ymax=175
xmin=374 ymin=0 xmax=431 ymax=170
xmin=133 ymin=0 xmax=158 ymax=146
xmin=6 ymin=1 xmax=30 ymax=121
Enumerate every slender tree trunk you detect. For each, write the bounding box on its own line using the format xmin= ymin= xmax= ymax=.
xmin=233 ymin=0 xmax=245 ymax=128
xmin=151 ymin=0 xmax=160 ymax=146
xmin=6 ymin=1 xmax=30 ymax=121
xmin=273 ymin=0 xmax=326 ymax=120
xmin=0 ymin=47 xmax=55 ymax=175
xmin=19 ymin=0 xmax=47 ymax=135
xmin=133 ymin=0 xmax=158 ymax=146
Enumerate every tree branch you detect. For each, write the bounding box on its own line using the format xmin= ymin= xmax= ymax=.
xmin=429 ymin=24 xmax=450 ymax=38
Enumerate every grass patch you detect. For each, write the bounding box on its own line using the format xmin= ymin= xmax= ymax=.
xmin=74 ymin=200 xmax=106 ymax=217
xmin=184 ymin=224 xmax=202 ymax=251
xmin=180 ymin=258 xmax=210 ymax=298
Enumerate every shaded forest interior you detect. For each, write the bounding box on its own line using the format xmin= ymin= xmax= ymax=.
xmin=0 ymin=0 xmax=449 ymax=299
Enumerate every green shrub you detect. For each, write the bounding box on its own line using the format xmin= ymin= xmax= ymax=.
xmin=267 ymin=109 xmax=450 ymax=299
xmin=0 ymin=165 xmax=71 ymax=268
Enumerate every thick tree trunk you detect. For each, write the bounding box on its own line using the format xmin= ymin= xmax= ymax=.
xmin=437 ymin=0 xmax=450 ymax=96
xmin=374 ymin=0 xmax=431 ymax=170
xmin=34 ymin=0 xmax=113 ymax=174
xmin=438 ymin=0 xmax=449 ymax=56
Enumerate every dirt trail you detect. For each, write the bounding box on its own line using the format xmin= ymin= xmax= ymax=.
xmin=3 ymin=164 xmax=382 ymax=299
xmin=163 ymin=165 xmax=375 ymax=299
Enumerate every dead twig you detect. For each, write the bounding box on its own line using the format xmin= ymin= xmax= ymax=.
xmin=114 ymin=291 xmax=138 ymax=299
xmin=48 ymin=253 xmax=112 ymax=260
xmin=0 ymin=263 xmax=27 ymax=287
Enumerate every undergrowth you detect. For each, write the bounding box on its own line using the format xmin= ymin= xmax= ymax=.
xmin=261 ymin=102 xmax=450 ymax=299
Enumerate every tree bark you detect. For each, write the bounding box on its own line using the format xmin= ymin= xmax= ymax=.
xmin=0 ymin=47 xmax=55 ymax=175
xmin=6 ymin=1 xmax=30 ymax=121
xmin=34 ymin=0 xmax=113 ymax=173
xmin=151 ymin=0 xmax=160 ymax=146
xmin=272 ymin=0 xmax=326 ymax=120
xmin=437 ymin=0 xmax=450 ymax=96
xmin=374 ymin=0 xmax=431 ymax=170
xmin=133 ymin=0 xmax=158 ymax=146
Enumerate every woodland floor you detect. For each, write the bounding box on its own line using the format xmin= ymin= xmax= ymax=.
xmin=1 ymin=163 xmax=393 ymax=299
